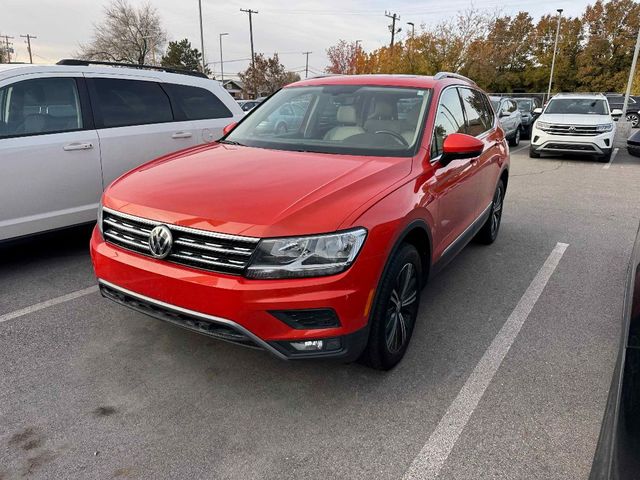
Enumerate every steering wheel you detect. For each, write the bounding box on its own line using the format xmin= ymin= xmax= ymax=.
xmin=374 ymin=130 xmax=409 ymax=146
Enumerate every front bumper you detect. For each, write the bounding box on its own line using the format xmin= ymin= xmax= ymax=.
xmin=91 ymin=228 xmax=379 ymax=361
xmin=530 ymin=128 xmax=614 ymax=156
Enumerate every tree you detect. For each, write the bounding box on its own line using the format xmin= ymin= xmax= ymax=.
xmin=239 ymin=53 xmax=301 ymax=97
xmin=161 ymin=39 xmax=210 ymax=75
xmin=326 ymin=40 xmax=358 ymax=74
xmin=77 ymin=0 xmax=166 ymax=65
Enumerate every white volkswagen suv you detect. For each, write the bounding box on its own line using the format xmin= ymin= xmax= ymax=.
xmin=529 ymin=93 xmax=621 ymax=162
xmin=0 ymin=60 xmax=243 ymax=241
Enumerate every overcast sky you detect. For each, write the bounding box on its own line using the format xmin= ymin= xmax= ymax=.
xmin=4 ymin=0 xmax=588 ymax=78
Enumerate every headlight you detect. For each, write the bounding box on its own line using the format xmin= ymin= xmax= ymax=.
xmin=245 ymin=228 xmax=367 ymax=279
xmin=535 ymin=121 xmax=550 ymax=130
xmin=97 ymin=202 xmax=104 ymax=235
xmin=596 ymin=123 xmax=613 ymax=132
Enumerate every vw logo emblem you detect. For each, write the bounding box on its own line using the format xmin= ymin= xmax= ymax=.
xmin=148 ymin=225 xmax=173 ymax=259
xmin=568 ymin=126 xmax=577 ymax=132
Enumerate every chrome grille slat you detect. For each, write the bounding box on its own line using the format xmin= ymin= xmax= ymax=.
xmin=540 ymin=124 xmax=599 ymax=136
xmin=102 ymin=208 xmax=259 ymax=275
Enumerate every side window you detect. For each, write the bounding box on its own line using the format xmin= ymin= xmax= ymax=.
xmin=459 ymin=88 xmax=493 ymax=136
xmin=163 ymin=83 xmax=232 ymax=121
xmin=90 ymin=78 xmax=173 ymax=128
xmin=509 ymin=100 xmax=518 ymax=113
xmin=431 ymin=87 xmax=465 ymax=158
xmin=0 ymin=77 xmax=83 ymax=139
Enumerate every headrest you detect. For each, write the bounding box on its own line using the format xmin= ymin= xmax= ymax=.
xmin=337 ymin=105 xmax=357 ymax=124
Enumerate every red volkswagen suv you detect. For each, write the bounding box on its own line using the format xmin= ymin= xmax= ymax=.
xmin=91 ymin=73 xmax=509 ymax=370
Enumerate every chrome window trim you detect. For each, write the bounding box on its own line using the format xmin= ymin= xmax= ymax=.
xmin=98 ymin=279 xmax=288 ymax=360
xmin=102 ymin=206 xmax=260 ymax=243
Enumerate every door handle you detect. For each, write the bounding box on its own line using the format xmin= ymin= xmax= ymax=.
xmin=63 ymin=142 xmax=94 ymax=151
xmin=172 ymin=131 xmax=193 ymax=139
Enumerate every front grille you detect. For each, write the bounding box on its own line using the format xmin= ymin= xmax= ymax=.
xmin=100 ymin=283 xmax=260 ymax=349
xmin=545 ymin=143 xmax=596 ymax=151
xmin=102 ymin=207 xmax=259 ymax=275
xmin=540 ymin=124 xmax=599 ymax=136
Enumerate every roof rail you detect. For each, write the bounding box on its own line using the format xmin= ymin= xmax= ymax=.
xmin=433 ymin=71 xmax=476 ymax=85
xmin=56 ymin=59 xmax=209 ymax=79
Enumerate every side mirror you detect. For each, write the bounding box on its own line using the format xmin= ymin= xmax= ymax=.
xmin=222 ymin=122 xmax=237 ymax=136
xmin=533 ymin=107 xmax=543 ymax=115
xmin=611 ymin=108 xmax=623 ymax=118
xmin=440 ymin=133 xmax=484 ymax=164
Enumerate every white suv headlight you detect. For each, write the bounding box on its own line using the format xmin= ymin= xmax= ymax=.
xmin=596 ymin=123 xmax=614 ymax=132
xmin=246 ymin=228 xmax=367 ymax=279
xmin=535 ymin=121 xmax=550 ymax=130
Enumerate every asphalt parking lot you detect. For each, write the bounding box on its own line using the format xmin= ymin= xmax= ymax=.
xmin=1 ymin=141 xmax=639 ymax=480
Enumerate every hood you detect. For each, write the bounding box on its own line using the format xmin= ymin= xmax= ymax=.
xmin=538 ymin=113 xmax=613 ymax=125
xmin=104 ymin=144 xmax=411 ymax=238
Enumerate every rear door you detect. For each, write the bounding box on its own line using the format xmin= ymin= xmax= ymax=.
xmin=0 ymin=74 xmax=102 ymax=240
xmin=85 ymin=75 xmax=197 ymax=187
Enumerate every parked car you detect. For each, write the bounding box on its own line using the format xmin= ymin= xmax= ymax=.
xmin=237 ymin=99 xmax=262 ymax=112
xmin=515 ymin=97 xmax=542 ymax=139
xmin=255 ymin=100 xmax=307 ymax=134
xmin=605 ymin=93 xmax=640 ymax=127
xmin=628 ymin=129 xmax=640 ymax=157
xmin=0 ymin=60 xmax=244 ymax=241
xmin=530 ymin=93 xmax=621 ymax=162
xmin=91 ymin=72 xmax=510 ymax=370
xmin=589 ymin=221 xmax=640 ymax=479
xmin=490 ymin=96 xmax=523 ymax=146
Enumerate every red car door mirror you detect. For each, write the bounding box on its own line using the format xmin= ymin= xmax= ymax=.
xmin=441 ymin=133 xmax=484 ymax=164
xmin=222 ymin=122 xmax=238 ymax=136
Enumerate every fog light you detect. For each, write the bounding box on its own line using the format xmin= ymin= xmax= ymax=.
xmin=288 ymin=337 xmax=342 ymax=352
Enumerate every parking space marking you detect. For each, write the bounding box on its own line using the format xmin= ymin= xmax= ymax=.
xmin=402 ymin=242 xmax=569 ymax=480
xmin=510 ymin=143 xmax=530 ymax=155
xmin=602 ymin=147 xmax=619 ymax=169
xmin=0 ymin=285 xmax=99 ymax=324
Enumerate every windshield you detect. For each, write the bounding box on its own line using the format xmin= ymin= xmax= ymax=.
xmin=224 ymin=85 xmax=431 ymax=157
xmin=517 ymin=100 xmax=533 ymax=112
xmin=545 ymin=98 xmax=608 ymax=115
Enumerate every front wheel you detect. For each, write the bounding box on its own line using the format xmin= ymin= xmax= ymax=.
xmin=475 ymin=179 xmax=505 ymax=245
xmin=627 ymin=113 xmax=640 ymax=128
xmin=509 ymin=127 xmax=521 ymax=147
xmin=360 ymin=244 xmax=422 ymax=370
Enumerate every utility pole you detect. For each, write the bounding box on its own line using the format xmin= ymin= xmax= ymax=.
xmin=20 ymin=34 xmax=36 ymax=64
xmin=198 ymin=0 xmax=206 ymax=73
xmin=385 ymin=11 xmax=401 ymax=48
xmin=355 ymin=40 xmax=361 ymax=74
xmin=219 ymin=33 xmax=229 ymax=81
xmin=547 ymin=8 xmax=563 ymax=102
xmin=1 ymin=35 xmax=14 ymax=63
xmin=240 ymin=8 xmax=258 ymax=70
xmin=622 ymin=26 xmax=640 ymax=119
xmin=303 ymin=51 xmax=312 ymax=78
xmin=407 ymin=22 xmax=415 ymax=73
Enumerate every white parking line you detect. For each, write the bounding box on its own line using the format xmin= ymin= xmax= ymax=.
xmin=602 ymin=147 xmax=619 ymax=169
xmin=402 ymin=242 xmax=569 ymax=480
xmin=0 ymin=285 xmax=99 ymax=324
xmin=510 ymin=143 xmax=530 ymax=155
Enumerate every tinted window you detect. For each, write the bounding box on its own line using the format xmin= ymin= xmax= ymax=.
xmin=0 ymin=78 xmax=83 ymax=139
xmin=164 ymin=83 xmax=232 ymax=120
xmin=431 ymin=87 xmax=465 ymax=157
xmin=459 ymin=88 xmax=493 ymax=136
xmin=90 ymin=78 xmax=173 ymax=128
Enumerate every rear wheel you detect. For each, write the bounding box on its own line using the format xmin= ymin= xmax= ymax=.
xmin=361 ymin=244 xmax=421 ymax=370
xmin=509 ymin=127 xmax=521 ymax=147
xmin=475 ymin=179 xmax=505 ymax=245
xmin=626 ymin=112 xmax=640 ymax=128
xmin=275 ymin=123 xmax=288 ymax=135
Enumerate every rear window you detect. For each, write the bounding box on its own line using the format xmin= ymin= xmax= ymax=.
xmin=89 ymin=78 xmax=173 ymax=128
xmin=164 ymin=83 xmax=233 ymax=121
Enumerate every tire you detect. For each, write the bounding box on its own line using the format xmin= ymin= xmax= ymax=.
xmin=598 ymin=151 xmax=612 ymax=163
xmin=475 ymin=179 xmax=505 ymax=245
xmin=529 ymin=147 xmax=540 ymax=158
xmin=508 ymin=127 xmax=521 ymax=147
xmin=626 ymin=112 xmax=639 ymax=128
xmin=522 ymin=124 xmax=532 ymax=140
xmin=360 ymin=244 xmax=422 ymax=370
xmin=275 ymin=123 xmax=287 ymax=134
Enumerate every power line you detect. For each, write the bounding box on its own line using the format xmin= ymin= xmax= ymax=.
xmin=20 ymin=34 xmax=37 ymax=64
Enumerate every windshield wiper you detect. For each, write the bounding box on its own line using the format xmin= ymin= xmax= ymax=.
xmin=218 ymin=139 xmax=244 ymax=146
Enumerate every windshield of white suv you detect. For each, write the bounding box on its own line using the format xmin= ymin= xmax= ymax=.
xmin=545 ymin=98 xmax=608 ymax=115
xmin=223 ymin=85 xmax=431 ymax=157
xmin=517 ymin=100 xmax=533 ymax=111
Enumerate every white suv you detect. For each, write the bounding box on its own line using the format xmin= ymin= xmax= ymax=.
xmin=0 ymin=60 xmax=243 ymax=241
xmin=529 ymin=93 xmax=621 ymax=162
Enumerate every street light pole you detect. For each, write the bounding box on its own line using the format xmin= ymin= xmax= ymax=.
xmin=219 ymin=33 xmax=228 ymax=81
xmin=198 ymin=0 xmax=206 ymax=73
xmin=547 ymin=8 xmax=563 ymax=102
xmin=622 ymin=26 xmax=640 ymax=119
